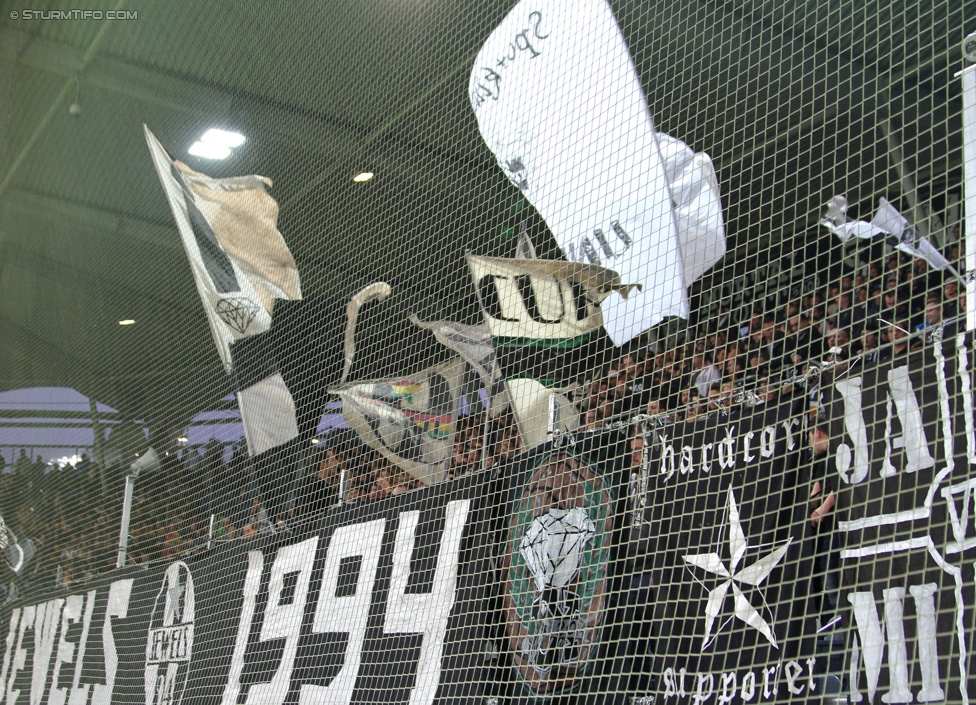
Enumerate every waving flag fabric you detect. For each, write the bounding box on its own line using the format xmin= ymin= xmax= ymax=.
xmin=821 ymin=195 xmax=957 ymax=274
xmin=470 ymin=0 xmax=724 ymax=345
xmin=337 ymin=358 xmax=465 ymax=486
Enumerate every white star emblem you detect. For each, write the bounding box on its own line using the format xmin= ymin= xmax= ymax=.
xmin=683 ymin=488 xmax=792 ymax=652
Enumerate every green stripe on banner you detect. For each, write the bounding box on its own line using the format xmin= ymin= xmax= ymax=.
xmin=492 ymin=331 xmax=597 ymax=350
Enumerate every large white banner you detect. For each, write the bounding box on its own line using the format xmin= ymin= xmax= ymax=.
xmin=470 ymin=0 xmax=724 ymax=345
xmin=469 ymin=0 xmax=678 ymax=344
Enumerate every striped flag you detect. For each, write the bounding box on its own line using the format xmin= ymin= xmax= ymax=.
xmin=146 ymin=127 xmax=390 ymax=516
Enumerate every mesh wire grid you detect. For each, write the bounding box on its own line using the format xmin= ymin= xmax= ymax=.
xmin=0 ymin=1 xmax=973 ymax=704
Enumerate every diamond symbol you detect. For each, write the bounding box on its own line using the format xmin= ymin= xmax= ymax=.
xmin=215 ymin=296 xmax=260 ymax=333
xmin=520 ymin=507 xmax=596 ymax=593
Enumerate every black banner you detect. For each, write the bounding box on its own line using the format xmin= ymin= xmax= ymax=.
xmin=493 ymin=430 xmax=629 ymax=703
xmin=638 ymin=400 xmax=819 ymax=704
xmin=823 ymin=331 xmax=976 ymax=704
xmin=0 ymin=471 xmax=495 ymax=705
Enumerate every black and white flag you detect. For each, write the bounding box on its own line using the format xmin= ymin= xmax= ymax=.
xmin=821 ymin=196 xmax=958 ymax=275
xmin=145 ymin=126 xmax=304 ymax=456
xmin=469 ymin=0 xmax=725 ymax=346
xmin=823 ymin=333 xmax=976 ymax=704
xmin=0 ymin=516 xmax=34 ymax=575
xmin=147 ymin=128 xmax=391 ymax=456
xmin=466 ymin=254 xmax=632 ymax=447
xmin=639 ymin=403 xmax=818 ymax=704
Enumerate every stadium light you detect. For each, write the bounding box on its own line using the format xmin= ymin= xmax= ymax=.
xmin=200 ymin=128 xmax=246 ymax=148
xmin=188 ymin=141 xmax=232 ymax=160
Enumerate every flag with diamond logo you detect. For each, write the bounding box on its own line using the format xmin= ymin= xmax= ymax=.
xmin=144 ymin=126 xmax=302 ymax=371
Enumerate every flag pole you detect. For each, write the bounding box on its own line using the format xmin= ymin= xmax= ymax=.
xmin=116 ymin=473 xmax=136 ymax=569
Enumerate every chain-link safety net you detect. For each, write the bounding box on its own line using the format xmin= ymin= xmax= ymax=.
xmin=0 ymin=1 xmax=974 ymax=704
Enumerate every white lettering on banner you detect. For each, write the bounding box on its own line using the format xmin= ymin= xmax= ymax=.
xmin=30 ymin=599 xmax=62 ymax=705
xmin=909 ymin=584 xmax=945 ymax=702
xmin=660 ymin=659 xmax=815 ymax=704
xmin=145 ymin=562 xmax=195 ymax=705
xmin=91 ymin=580 xmax=133 ymax=705
xmin=221 ymin=550 xmax=263 ymax=705
xmin=247 ymin=537 xmax=319 ymax=705
xmin=1 ymin=504 xmax=470 ymax=705
xmin=67 ymin=590 xmax=95 ymax=705
xmin=883 ymin=366 xmax=935 ymax=476
xmin=848 ymin=584 xmax=942 ymax=703
xmin=300 ymin=521 xmax=383 ymax=705
xmin=834 ymin=377 xmax=870 ymax=484
xmin=944 ymin=478 xmax=976 ymax=555
xmin=653 ymin=420 xmax=801 ymax=483
xmin=835 ymin=366 xmax=936 ymax=487
xmin=759 ymin=426 xmax=775 ymax=459
xmin=49 ymin=595 xmax=84 ymax=705
xmin=5 ymin=604 xmax=33 ymax=705
xmin=0 ymin=609 xmax=21 ymax=705
xmin=384 ymin=501 xmax=470 ymax=705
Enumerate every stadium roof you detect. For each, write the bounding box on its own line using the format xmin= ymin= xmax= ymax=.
xmin=0 ymin=0 xmax=968 ymax=433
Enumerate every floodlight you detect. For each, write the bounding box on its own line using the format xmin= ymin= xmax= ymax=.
xmin=188 ymin=141 xmax=232 ymax=160
xmin=200 ymin=128 xmax=246 ymax=148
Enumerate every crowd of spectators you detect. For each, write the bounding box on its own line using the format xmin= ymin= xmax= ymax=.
xmin=575 ymin=251 xmax=967 ymax=428
xmin=1 ymin=247 xmax=967 ymax=599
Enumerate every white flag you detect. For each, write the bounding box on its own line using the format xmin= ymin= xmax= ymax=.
xmin=337 ymin=358 xmax=464 ymax=486
xmin=821 ymin=195 xmax=955 ymax=274
xmin=656 ymin=132 xmax=727 ymax=284
xmin=505 ymin=378 xmax=579 ymax=450
xmin=146 ymin=126 xmax=304 ymax=456
xmin=470 ymin=0 xmax=724 ymax=345
xmin=410 ymin=315 xmax=498 ymax=394
xmin=0 ymin=517 xmax=35 ymax=575
xmin=872 ymin=198 xmax=953 ymax=272
xmin=820 ymin=195 xmax=887 ymax=242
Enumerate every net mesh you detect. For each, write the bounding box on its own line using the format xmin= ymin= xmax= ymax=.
xmin=0 ymin=1 xmax=973 ymax=704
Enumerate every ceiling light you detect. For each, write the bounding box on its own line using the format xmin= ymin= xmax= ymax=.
xmin=200 ymin=128 xmax=246 ymax=148
xmin=352 ymin=172 xmax=374 ymax=182
xmin=177 ymin=436 xmax=188 ymax=443
xmin=310 ymin=438 xmax=320 ymax=445
xmin=118 ymin=319 xmax=136 ymax=326
xmin=188 ymin=141 xmax=232 ymax=160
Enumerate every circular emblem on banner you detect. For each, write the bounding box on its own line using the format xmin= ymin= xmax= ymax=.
xmin=145 ymin=561 xmax=195 ymax=705
xmin=502 ymin=450 xmax=613 ymax=695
